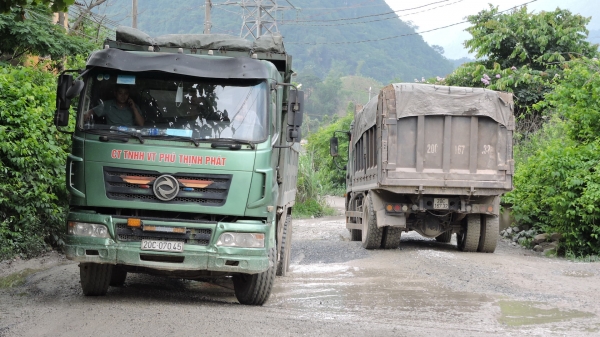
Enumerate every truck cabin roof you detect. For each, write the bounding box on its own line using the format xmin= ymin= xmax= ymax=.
xmin=86 ymin=48 xmax=272 ymax=80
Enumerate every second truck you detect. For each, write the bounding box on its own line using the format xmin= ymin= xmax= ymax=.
xmin=331 ymin=83 xmax=514 ymax=253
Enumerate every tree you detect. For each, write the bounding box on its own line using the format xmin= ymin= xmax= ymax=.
xmin=0 ymin=0 xmax=74 ymax=13
xmin=445 ymin=5 xmax=598 ymax=123
xmin=0 ymin=4 xmax=94 ymax=63
xmin=69 ymin=0 xmax=107 ymax=32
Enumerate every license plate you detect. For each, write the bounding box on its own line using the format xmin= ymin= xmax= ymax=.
xmin=141 ymin=240 xmax=184 ymax=252
xmin=433 ymin=198 xmax=449 ymax=209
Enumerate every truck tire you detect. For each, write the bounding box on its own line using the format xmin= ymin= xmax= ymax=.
xmin=276 ymin=215 xmax=292 ymax=276
xmin=458 ymin=214 xmax=480 ymax=252
xmin=109 ymin=266 xmax=127 ymax=287
xmin=350 ymin=229 xmax=362 ymax=241
xmin=80 ymin=263 xmax=112 ymax=296
xmin=381 ymin=227 xmax=402 ymax=249
xmin=233 ymin=248 xmax=276 ymax=305
xmin=435 ymin=231 xmax=452 ymax=243
xmin=361 ymin=194 xmax=384 ymax=250
xmin=478 ymin=215 xmax=499 ymax=253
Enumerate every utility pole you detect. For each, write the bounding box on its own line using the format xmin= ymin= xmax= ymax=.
xmin=204 ymin=0 xmax=212 ymax=34
xmin=132 ymin=0 xmax=138 ymax=28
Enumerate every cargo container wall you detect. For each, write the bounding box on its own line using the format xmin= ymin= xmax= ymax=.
xmin=352 ymin=83 xmax=514 ymax=196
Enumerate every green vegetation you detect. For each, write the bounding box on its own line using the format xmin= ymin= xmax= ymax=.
xmin=444 ymin=5 xmax=597 ymax=127
xmin=505 ymin=58 xmax=600 ymax=257
xmin=0 ymin=64 xmax=71 ymax=259
xmin=0 ymin=5 xmax=94 ymax=260
xmin=293 ymin=103 xmax=354 ymax=218
xmin=0 ymin=0 xmax=74 ymax=13
xmin=0 ymin=4 xmax=94 ymax=64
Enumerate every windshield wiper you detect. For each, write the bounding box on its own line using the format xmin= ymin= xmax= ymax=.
xmin=211 ymin=138 xmax=255 ymax=150
xmin=144 ymin=134 xmax=202 ymax=147
xmin=82 ymin=127 xmax=145 ymax=144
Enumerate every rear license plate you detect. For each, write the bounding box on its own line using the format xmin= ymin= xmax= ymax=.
xmin=141 ymin=240 xmax=184 ymax=252
xmin=433 ymin=198 xmax=449 ymax=209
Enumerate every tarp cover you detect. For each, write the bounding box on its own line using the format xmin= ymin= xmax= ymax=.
xmin=354 ymin=83 xmax=514 ymax=141
xmin=115 ymin=26 xmax=285 ymax=53
xmin=87 ymin=48 xmax=271 ymax=80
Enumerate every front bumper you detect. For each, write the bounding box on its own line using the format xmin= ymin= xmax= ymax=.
xmin=64 ymin=212 xmax=274 ymax=274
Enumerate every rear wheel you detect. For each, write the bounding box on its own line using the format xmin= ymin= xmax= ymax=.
xmin=109 ymin=266 xmax=127 ymax=287
xmin=276 ymin=215 xmax=292 ymax=276
xmin=435 ymin=231 xmax=452 ymax=243
xmin=458 ymin=214 xmax=481 ymax=252
xmin=361 ymin=194 xmax=384 ymax=250
xmin=233 ymin=248 xmax=276 ymax=305
xmin=478 ymin=215 xmax=499 ymax=253
xmin=381 ymin=227 xmax=402 ymax=249
xmin=350 ymin=229 xmax=362 ymax=241
xmin=80 ymin=263 xmax=112 ymax=296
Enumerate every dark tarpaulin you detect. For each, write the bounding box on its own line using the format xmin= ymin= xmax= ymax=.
xmin=86 ymin=48 xmax=271 ymax=80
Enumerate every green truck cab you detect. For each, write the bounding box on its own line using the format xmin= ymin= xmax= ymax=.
xmin=53 ymin=28 xmax=303 ymax=305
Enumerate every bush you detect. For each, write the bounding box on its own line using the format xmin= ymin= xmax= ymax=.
xmin=293 ymin=152 xmax=335 ymax=218
xmin=0 ymin=65 xmax=71 ymax=259
xmin=506 ymin=58 xmax=600 ymax=257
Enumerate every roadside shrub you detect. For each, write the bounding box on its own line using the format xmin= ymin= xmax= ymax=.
xmin=293 ymin=152 xmax=335 ymax=218
xmin=0 ymin=64 xmax=71 ymax=259
xmin=506 ymin=58 xmax=600 ymax=257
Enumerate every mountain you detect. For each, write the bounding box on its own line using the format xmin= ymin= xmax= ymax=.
xmin=91 ymin=0 xmax=455 ymax=83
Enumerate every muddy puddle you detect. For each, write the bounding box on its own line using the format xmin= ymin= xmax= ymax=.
xmin=498 ymin=300 xmax=595 ymax=326
xmin=271 ymin=262 xmax=493 ymax=324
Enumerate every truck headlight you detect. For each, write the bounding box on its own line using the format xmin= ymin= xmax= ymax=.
xmin=216 ymin=233 xmax=264 ymax=248
xmin=68 ymin=222 xmax=110 ymax=238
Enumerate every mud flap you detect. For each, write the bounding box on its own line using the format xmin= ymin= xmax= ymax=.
xmin=369 ymin=191 xmax=406 ymax=229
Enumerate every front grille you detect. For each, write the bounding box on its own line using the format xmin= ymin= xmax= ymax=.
xmin=103 ymin=167 xmax=232 ymax=206
xmin=116 ymin=223 xmax=212 ymax=245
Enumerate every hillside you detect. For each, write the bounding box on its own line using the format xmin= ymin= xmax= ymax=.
xmin=93 ymin=0 xmax=455 ymax=83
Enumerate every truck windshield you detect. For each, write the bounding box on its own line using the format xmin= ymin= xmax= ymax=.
xmin=79 ymin=71 xmax=267 ymax=142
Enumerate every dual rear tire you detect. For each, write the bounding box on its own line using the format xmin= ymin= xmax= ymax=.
xmin=458 ymin=214 xmax=499 ymax=253
xmin=360 ymin=194 xmax=402 ymax=250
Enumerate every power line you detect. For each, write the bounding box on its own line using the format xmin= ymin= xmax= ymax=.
xmin=281 ymin=0 xmax=453 ymax=23
xmin=282 ymin=0 xmax=464 ymax=27
xmin=287 ymin=0 xmax=538 ymax=45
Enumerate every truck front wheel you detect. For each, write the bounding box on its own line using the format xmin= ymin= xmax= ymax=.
xmin=361 ymin=194 xmax=384 ymax=250
xmin=110 ymin=266 xmax=128 ymax=286
xmin=80 ymin=263 xmax=112 ymax=296
xmin=233 ymin=248 xmax=276 ymax=305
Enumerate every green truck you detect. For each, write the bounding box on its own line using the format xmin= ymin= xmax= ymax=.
xmin=53 ymin=27 xmax=303 ymax=305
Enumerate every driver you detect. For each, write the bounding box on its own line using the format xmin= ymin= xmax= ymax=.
xmin=85 ymin=85 xmax=144 ymax=126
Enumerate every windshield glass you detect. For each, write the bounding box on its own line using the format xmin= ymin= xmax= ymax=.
xmin=79 ymin=71 xmax=267 ymax=142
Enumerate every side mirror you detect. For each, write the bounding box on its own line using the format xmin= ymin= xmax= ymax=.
xmin=286 ymin=89 xmax=304 ymax=143
xmin=286 ymin=89 xmax=304 ymax=126
xmin=55 ymin=74 xmax=74 ymax=127
xmin=330 ymin=137 xmax=339 ymax=157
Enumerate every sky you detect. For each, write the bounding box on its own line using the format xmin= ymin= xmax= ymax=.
xmin=384 ymin=0 xmax=600 ymax=59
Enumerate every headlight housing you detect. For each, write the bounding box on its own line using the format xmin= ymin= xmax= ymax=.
xmin=68 ymin=222 xmax=110 ymax=238
xmin=216 ymin=232 xmax=264 ymax=248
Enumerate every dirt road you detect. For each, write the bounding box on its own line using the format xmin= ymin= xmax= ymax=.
xmin=2 ymin=198 xmax=600 ymax=336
